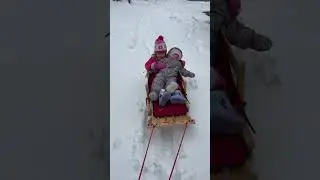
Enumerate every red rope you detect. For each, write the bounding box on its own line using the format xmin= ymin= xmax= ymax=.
xmin=138 ymin=125 xmax=156 ymax=180
xmin=168 ymin=123 xmax=189 ymax=180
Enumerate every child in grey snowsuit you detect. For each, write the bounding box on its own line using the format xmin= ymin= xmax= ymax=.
xmin=149 ymin=47 xmax=195 ymax=106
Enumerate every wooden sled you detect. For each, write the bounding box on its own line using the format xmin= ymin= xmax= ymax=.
xmin=145 ymin=72 xmax=195 ymax=128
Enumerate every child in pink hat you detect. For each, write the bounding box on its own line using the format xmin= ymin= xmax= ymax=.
xmin=144 ymin=35 xmax=168 ymax=73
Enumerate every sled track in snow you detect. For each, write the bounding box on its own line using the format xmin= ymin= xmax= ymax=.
xmin=127 ymin=11 xmax=184 ymax=180
xmin=128 ymin=16 xmax=145 ymax=51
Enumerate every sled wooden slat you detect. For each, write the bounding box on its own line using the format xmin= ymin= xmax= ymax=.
xmin=146 ymin=97 xmax=194 ymax=128
xmin=147 ymin=115 xmax=195 ymax=128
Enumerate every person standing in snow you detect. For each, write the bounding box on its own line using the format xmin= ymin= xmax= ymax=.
xmin=212 ymin=0 xmax=273 ymax=54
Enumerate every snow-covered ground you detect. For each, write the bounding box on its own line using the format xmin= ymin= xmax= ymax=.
xmin=110 ymin=0 xmax=210 ymax=179
xmin=233 ymin=0 xmax=320 ymax=179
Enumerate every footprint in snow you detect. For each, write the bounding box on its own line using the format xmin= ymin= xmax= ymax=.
xmin=195 ymin=39 xmax=208 ymax=54
xmin=179 ymin=149 xmax=187 ymax=159
xmin=169 ymin=15 xmax=182 ymax=23
xmin=112 ymin=138 xmax=121 ymax=150
xmin=132 ymin=158 xmax=149 ymax=174
xmin=184 ymin=173 xmax=197 ymax=180
xmin=131 ymin=158 xmax=140 ymax=172
xmin=185 ymin=17 xmax=198 ymax=40
xmin=140 ymin=119 xmax=149 ymax=144
xmin=137 ymin=101 xmax=145 ymax=112
xmin=187 ymin=79 xmax=198 ymax=90
xmin=133 ymin=128 xmax=146 ymax=146
xmin=137 ymin=130 xmax=146 ymax=144
xmin=144 ymin=41 xmax=153 ymax=55
xmin=128 ymin=32 xmax=138 ymax=50
xmin=131 ymin=142 xmax=137 ymax=157
xmin=172 ymin=169 xmax=183 ymax=180
xmin=181 ymin=169 xmax=197 ymax=180
xmin=152 ymin=162 xmax=166 ymax=180
xmin=196 ymin=44 xmax=204 ymax=54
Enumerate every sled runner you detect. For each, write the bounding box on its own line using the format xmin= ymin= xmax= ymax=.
xmin=211 ymin=32 xmax=256 ymax=179
xmin=145 ymin=72 xmax=195 ymax=128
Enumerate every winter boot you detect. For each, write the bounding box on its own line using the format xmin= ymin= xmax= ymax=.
xmin=166 ymin=81 xmax=179 ymax=93
xmin=159 ymin=89 xmax=171 ymax=106
xmin=149 ymin=91 xmax=158 ymax=101
xmin=170 ymin=90 xmax=186 ymax=104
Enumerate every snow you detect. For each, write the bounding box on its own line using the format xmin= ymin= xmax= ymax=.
xmin=110 ymin=0 xmax=210 ymax=180
xmin=233 ymin=0 xmax=320 ymax=179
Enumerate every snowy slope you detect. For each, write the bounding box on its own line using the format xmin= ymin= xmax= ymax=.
xmin=232 ymin=0 xmax=320 ymax=179
xmin=110 ymin=0 xmax=210 ymax=180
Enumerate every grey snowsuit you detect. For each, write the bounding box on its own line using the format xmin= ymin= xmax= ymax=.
xmin=150 ymin=58 xmax=194 ymax=100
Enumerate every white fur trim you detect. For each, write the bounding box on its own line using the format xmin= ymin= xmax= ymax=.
xmin=154 ymin=42 xmax=167 ymax=52
xmin=168 ymin=48 xmax=182 ymax=59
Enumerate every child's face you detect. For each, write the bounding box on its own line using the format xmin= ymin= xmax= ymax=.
xmin=168 ymin=53 xmax=179 ymax=60
xmin=155 ymin=51 xmax=166 ymax=58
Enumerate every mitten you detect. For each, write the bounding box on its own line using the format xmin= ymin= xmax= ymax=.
xmin=189 ymin=72 xmax=195 ymax=78
xmin=151 ymin=62 xmax=166 ymax=70
xmin=180 ymin=68 xmax=195 ymax=78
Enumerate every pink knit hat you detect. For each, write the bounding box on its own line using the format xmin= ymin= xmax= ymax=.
xmin=154 ymin=35 xmax=167 ymax=53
